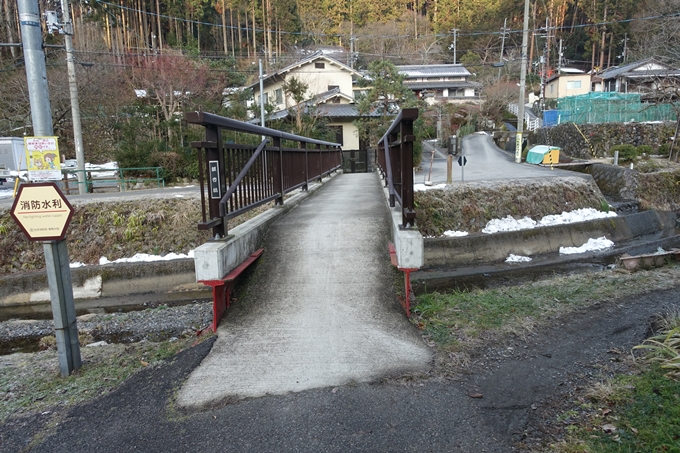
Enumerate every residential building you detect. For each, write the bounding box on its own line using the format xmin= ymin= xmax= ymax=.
xmin=247 ymin=52 xmax=365 ymax=150
xmin=545 ymin=68 xmax=591 ymax=99
xmin=396 ymin=64 xmax=481 ymax=104
xmin=591 ymin=58 xmax=680 ymax=96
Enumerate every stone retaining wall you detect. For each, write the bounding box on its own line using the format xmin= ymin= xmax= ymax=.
xmin=532 ymin=122 xmax=676 ymax=159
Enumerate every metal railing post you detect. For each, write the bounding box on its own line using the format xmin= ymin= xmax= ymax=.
xmin=301 ymin=141 xmax=309 ymax=191
xmin=400 ymin=114 xmax=416 ymax=228
xmin=274 ymin=137 xmax=284 ymax=205
xmin=206 ymin=125 xmax=225 ymax=238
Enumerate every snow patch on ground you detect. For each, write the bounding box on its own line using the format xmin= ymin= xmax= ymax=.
xmin=97 ymin=251 xmax=195 ymax=266
xmin=482 ymin=208 xmax=616 ymax=234
xmin=559 ymin=237 xmax=614 ymax=255
xmin=506 ymin=254 xmax=532 ymax=263
xmin=414 ymin=183 xmax=447 ymax=192
xmin=442 ymin=230 xmax=468 ymax=237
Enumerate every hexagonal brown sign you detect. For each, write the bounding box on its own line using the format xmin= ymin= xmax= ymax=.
xmin=10 ymin=182 xmax=74 ymax=241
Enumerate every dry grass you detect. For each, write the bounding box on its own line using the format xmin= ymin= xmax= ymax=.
xmin=0 ymin=197 xmax=274 ymax=275
xmin=415 ymin=176 xmax=606 ymax=236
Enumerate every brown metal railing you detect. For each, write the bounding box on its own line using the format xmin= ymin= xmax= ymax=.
xmin=187 ymin=111 xmax=342 ymax=237
xmin=376 ymin=108 xmax=417 ymax=228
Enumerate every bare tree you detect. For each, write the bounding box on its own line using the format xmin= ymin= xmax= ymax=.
xmin=630 ymin=0 xmax=680 ymax=66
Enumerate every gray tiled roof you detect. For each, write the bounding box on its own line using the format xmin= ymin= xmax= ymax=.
xmin=246 ymin=52 xmax=363 ymax=90
xmin=598 ymin=58 xmax=680 ymax=80
xmin=396 ymin=64 xmax=472 ymax=78
xmin=403 ymin=81 xmax=481 ymax=90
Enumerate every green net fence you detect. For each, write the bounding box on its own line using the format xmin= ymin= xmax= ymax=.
xmin=550 ymin=92 xmax=677 ymax=125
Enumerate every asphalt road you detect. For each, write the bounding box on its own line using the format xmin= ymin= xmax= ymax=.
xmin=415 ymin=134 xmax=577 ymax=184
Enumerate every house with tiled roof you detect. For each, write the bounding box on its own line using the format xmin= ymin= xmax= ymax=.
xmin=592 ymin=58 xmax=680 ymax=96
xmin=248 ymin=52 xmax=365 ymax=150
xmin=396 ymin=64 xmax=481 ymax=104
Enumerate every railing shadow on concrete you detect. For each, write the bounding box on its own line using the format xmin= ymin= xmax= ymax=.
xmin=376 ymin=107 xmax=418 ymax=228
xmin=186 ymin=111 xmax=342 ymax=238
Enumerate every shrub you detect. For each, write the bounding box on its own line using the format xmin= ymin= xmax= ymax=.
xmin=658 ymin=143 xmax=671 ymax=157
xmin=636 ymin=160 xmax=660 ymax=173
xmin=610 ymin=144 xmax=638 ymax=164
xmin=636 ymin=145 xmax=653 ymax=157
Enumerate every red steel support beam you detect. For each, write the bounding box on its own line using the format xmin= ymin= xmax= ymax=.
xmin=198 ymin=248 xmax=264 ymax=332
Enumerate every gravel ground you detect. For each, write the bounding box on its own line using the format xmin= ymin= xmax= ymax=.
xmin=0 ymin=301 xmax=213 ymax=354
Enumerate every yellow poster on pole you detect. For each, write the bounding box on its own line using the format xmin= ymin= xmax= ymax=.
xmin=25 ymin=136 xmax=61 ymax=181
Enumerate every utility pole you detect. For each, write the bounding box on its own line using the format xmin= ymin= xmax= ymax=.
xmin=259 ymin=59 xmax=265 ymax=129
xmin=498 ymin=18 xmax=508 ymax=81
xmin=18 ymin=0 xmax=52 ymax=137
xmin=622 ymin=34 xmax=628 ymax=63
xmin=17 ymin=0 xmax=81 ymax=377
xmin=59 ymin=0 xmax=87 ymax=195
xmin=451 ymin=28 xmax=458 ymax=64
xmin=515 ymin=0 xmax=530 ymax=164
xmin=558 ymin=38 xmax=563 ymax=72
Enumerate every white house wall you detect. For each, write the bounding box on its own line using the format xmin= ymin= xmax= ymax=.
xmin=341 ymin=121 xmax=360 ymax=150
xmin=253 ymin=59 xmax=355 ymax=111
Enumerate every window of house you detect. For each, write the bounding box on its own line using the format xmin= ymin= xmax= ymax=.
xmin=328 ymin=85 xmax=339 ymax=91
xmin=315 ymin=62 xmax=325 ymax=69
xmin=567 ymin=80 xmax=582 ymax=89
xmin=262 ymin=92 xmax=268 ymax=105
xmin=274 ymin=88 xmax=283 ymax=104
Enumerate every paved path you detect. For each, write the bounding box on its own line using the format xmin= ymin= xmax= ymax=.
xmin=415 ymin=133 xmax=579 ymax=184
xmin=177 ymin=172 xmax=432 ymax=408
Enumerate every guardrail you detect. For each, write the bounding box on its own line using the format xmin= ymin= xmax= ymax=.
xmin=508 ymin=103 xmax=543 ymax=131
xmin=376 ymin=108 xmax=418 ymax=228
xmin=60 ymin=167 xmax=164 ymax=194
xmin=186 ymin=111 xmax=342 ymax=238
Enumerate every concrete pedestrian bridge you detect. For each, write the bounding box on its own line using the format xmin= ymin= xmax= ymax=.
xmin=177 ymin=172 xmax=432 ymax=408
xmin=175 ymin=110 xmax=680 ymax=408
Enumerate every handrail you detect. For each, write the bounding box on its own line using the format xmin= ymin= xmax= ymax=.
xmin=219 ymin=139 xmax=268 ymax=217
xmin=377 ymin=108 xmax=418 ymax=228
xmin=187 ymin=111 xmax=342 ymax=238
xmin=186 ymin=111 xmax=339 ymax=147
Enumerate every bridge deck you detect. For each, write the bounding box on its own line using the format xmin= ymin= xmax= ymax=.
xmin=177 ymin=172 xmax=432 ymax=408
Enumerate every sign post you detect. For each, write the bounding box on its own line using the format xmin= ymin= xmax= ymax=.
xmin=457 ymin=155 xmax=468 ymax=183
xmin=10 ymin=182 xmax=81 ymax=376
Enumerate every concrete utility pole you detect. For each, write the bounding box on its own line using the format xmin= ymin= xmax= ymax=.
xmin=18 ymin=0 xmax=81 ymax=376
xmin=450 ymin=29 xmax=459 ymax=64
xmin=18 ymin=0 xmax=52 ymax=136
xmin=498 ymin=18 xmax=508 ymax=81
xmin=259 ymin=59 xmax=265 ymax=129
xmin=59 ymin=0 xmax=87 ymax=195
xmin=515 ymin=0 xmax=531 ymax=164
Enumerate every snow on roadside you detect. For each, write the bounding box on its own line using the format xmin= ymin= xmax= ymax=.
xmin=506 ymin=254 xmax=532 ymax=263
xmin=482 ymin=208 xmax=616 ymax=234
xmin=70 ymin=251 xmax=195 ymax=268
xmin=442 ymin=230 xmax=468 ymax=237
xmin=99 ymin=251 xmax=194 ymax=265
xmin=414 ymin=183 xmax=447 ymax=192
xmin=559 ymin=237 xmax=614 ymax=255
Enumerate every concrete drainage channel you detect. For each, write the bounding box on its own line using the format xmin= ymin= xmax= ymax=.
xmin=1 ymin=179 xmax=678 ymax=354
xmin=0 ymin=258 xmax=211 ymax=322
xmin=1 ymin=211 xmax=678 ymax=320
